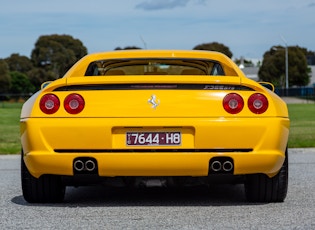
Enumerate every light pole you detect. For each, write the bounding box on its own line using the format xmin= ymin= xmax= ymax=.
xmin=281 ymin=36 xmax=289 ymax=95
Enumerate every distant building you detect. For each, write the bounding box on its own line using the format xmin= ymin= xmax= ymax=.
xmin=241 ymin=67 xmax=259 ymax=81
xmin=310 ymin=66 xmax=315 ymax=86
xmin=307 ymin=56 xmax=315 ymax=65
xmin=241 ymin=65 xmax=315 ymax=87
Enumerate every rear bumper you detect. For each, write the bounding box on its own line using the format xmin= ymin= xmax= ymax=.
xmin=21 ymin=117 xmax=289 ymax=178
xmin=23 ymin=150 xmax=285 ymax=178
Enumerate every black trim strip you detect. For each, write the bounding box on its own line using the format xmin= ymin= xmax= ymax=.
xmin=55 ymin=148 xmax=253 ymax=153
xmin=54 ymin=84 xmax=253 ymax=91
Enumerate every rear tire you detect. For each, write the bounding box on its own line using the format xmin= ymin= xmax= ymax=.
xmin=21 ymin=151 xmax=65 ymax=203
xmin=244 ymin=148 xmax=288 ymax=202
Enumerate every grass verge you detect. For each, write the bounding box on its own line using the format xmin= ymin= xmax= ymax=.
xmin=288 ymin=104 xmax=315 ymax=148
xmin=0 ymin=103 xmax=23 ymax=154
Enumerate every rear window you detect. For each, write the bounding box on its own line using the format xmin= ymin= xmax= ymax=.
xmin=85 ymin=58 xmax=225 ymax=76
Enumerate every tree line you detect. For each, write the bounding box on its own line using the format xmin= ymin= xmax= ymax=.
xmin=0 ymin=34 xmax=314 ymax=100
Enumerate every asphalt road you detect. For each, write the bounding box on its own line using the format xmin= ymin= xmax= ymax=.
xmin=1 ymin=149 xmax=315 ymax=229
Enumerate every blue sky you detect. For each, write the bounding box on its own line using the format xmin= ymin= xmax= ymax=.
xmin=0 ymin=0 xmax=314 ymax=60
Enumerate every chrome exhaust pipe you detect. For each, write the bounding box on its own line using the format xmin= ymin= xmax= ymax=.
xmin=211 ymin=161 xmax=222 ymax=172
xmin=222 ymin=161 xmax=233 ymax=172
xmin=73 ymin=160 xmax=85 ymax=172
xmin=85 ymin=160 xmax=96 ymax=171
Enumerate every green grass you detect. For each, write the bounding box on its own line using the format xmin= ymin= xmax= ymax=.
xmin=0 ymin=102 xmax=314 ymax=154
xmin=0 ymin=103 xmax=23 ymax=154
xmin=288 ymin=104 xmax=315 ymax=148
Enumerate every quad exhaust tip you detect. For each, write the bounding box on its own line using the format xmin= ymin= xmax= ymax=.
xmin=73 ymin=160 xmax=85 ymax=171
xmin=210 ymin=157 xmax=234 ymax=173
xmin=73 ymin=158 xmax=97 ymax=173
xmin=211 ymin=161 xmax=222 ymax=172
xmin=85 ymin=160 xmax=96 ymax=171
xmin=222 ymin=161 xmax=233 ymax=172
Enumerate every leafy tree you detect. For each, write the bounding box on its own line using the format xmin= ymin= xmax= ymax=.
xmin=4 ymin=54 xmax=36 ymax=95
xmin=9 ymin=71 xmax=35 ymax=94
xmin=259 ymin=46 xmax=311 ymax=87
xmin=292 ymin=47 xmax=315 ymax=65
xmin=193 ymin=42 xmax=233 ymax=58
xmin=0 ymin=59 xmax=11 ymax=94
xmin=5 ymin=53 xmax=34 ymax=73
xmin=27 ymin=68 xmax=56 ymax=91
xmin=31 ymin=34 xmax=88 ymax=78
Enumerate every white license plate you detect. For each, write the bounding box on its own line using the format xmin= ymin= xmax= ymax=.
xmin=126 ymin=132 xmax=181 ymax=146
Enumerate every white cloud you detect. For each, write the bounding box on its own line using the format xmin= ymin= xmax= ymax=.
xmin=136 ymin=0 xmax=189 ymax=10
xmin=135 ymin=0 xmax=207 ymax=10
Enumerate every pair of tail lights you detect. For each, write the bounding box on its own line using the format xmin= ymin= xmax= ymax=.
xmin=223 ymin=93 xmax=268 ymax=114
xmin=40 ymin=93 xmax=85 ymax=114
xmin=40 ymin=92 xmax=267 ymax=115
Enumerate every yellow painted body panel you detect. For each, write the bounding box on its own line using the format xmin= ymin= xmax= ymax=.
xmin=24 ymin=151 xmax=285 ymax=178
xmin=21 ymin=77 xmax=288 ymax=118
xmin=20 ymin=50 xmax=290 ymax=180
xmin=21 ymin=116 xmax=289 ymax=178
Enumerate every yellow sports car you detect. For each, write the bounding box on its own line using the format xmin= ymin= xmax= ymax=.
xmin=20 ymin=50 xmax=289 ymax=203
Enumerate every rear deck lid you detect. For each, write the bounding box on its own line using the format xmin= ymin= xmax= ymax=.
xmin=49 ymin=76 xmax=250 ymax=118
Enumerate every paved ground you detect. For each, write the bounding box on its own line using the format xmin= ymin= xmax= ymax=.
xmin=1 ymin=149 xmax=315 ymax=229
xmin=281 ymin=96 xmax=314 ymax=104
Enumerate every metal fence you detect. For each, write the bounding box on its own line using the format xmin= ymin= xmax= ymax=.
xmin=0 ymin=93 xmax=33 ymax=102
xmin=275 ymin=87 xmax=315 ymax=99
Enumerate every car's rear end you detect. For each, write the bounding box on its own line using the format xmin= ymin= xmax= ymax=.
xmin=20 ymin=50 xmax=290 ymax=203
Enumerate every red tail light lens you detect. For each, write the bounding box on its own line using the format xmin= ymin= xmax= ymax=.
xmin=39 ymin=94 xmax=60 ymax=114
xmin=64 ymin=93 xmax=85 ymax=114
xmin=248 ymin=93 xmax=268 ymax=114
xmin=223 ymin=93 xmax=244 ymax=114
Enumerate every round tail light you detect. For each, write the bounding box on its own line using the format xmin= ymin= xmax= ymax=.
xmin=223 ymin=93 xmax=244 ymax=114
xmin=39 ymin=94 xmax=60 ymax=114
xmin=64 ymin=93 xmax=85 ymax=114
xmin=248 ymin=93 xmax=268 ymax=114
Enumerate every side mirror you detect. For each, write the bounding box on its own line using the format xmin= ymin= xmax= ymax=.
xmin=41 ymin=81 xmax=52 ymax=89
xmin=258 ymin=82 xmax=275 ymax=92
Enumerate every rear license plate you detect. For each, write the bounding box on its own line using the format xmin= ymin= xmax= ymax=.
xmin=126 ymin=132 xmax=181 ymax=146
